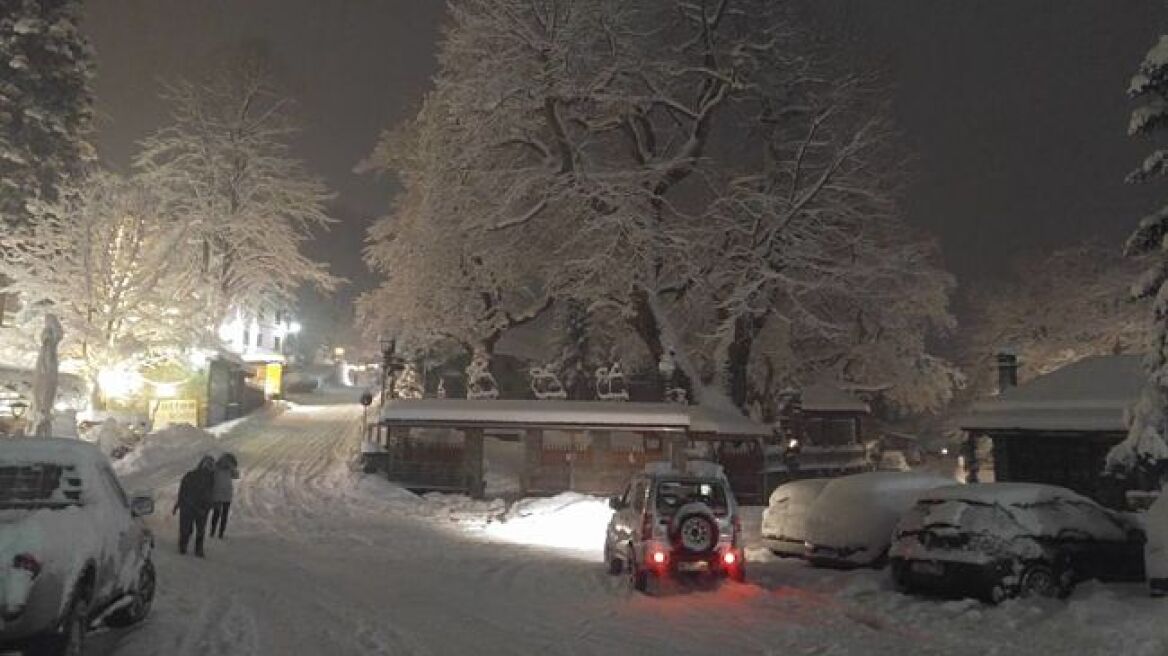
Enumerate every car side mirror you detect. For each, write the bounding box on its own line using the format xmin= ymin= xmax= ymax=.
xmin=608 ymin=496 xmax=624 ymax=510
xmin=130 ymin=495 xmax=155 ymax=517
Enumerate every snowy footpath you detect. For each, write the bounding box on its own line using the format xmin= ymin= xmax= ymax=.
xmin=82 ymin=392 xmax=1168 ymax=656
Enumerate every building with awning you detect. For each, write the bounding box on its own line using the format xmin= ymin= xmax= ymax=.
xmin=369 ymin=399 xmax=771 ymax=500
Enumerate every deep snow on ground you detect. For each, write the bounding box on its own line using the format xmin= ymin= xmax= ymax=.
xmin=78 ymin=389 xmax=1168 ymax=656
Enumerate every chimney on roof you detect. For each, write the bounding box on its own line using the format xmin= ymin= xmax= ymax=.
xmin=996 ymin=349 xmax=1018 ymax=393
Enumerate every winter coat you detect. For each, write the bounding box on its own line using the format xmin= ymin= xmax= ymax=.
xmin=212 ymin=466 xmax=238 ymax=503
xmin=175 ymin=465 xmax=215 ymax=513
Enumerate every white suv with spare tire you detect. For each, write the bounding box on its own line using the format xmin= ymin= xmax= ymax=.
xmin=603 ymin=463 xmax=744 ymax=593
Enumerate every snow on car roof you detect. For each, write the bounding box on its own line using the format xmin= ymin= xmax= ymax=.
xmin=1 ymin=437 xmax=105 ymax=467
xmin=917 ymin=482 xmax=1093 ymax=507
xmin=959 ymin=354 xmax=1144 ymax=432
xmin=819 ymin=470 xmax=957 ymax=497
xmin=380 ymin=399 xmax=770 ymax=436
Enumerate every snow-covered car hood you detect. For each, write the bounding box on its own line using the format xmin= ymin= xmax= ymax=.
xmin=801 ymin=472 xmax=956 ymax=563
xmin=761 ymin=478 xmax=829 ymax=542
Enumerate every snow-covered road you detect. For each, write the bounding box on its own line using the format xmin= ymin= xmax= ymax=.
xmin=86 ymin=393 xmax=1168 ymax=656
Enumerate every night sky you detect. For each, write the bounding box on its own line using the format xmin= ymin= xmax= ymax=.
xmin=83 ymin=1 xmax=1168 ymax=303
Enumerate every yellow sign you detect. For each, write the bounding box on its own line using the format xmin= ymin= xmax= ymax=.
xmin=264 ymin=363 xmax=283 ymax=398
xmin=152 ymin=399 xmax=198 ymax=429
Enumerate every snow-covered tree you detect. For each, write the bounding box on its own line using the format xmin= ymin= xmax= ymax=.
xmin=136 ymin=57 xmax=337 ymax=325
xmin=365 ymin=0 xmax=956 ymax=413
xmin=0 ymin=0 xmax=93 ymax=228
xmin=0 ymin=172 xmax=207 ymax=405
xmin=554 ymin=299 xmax=596 ymax=400
xmin=358 ymin=91 xmax=554 ymax=363
xmin=963 ymin=241 xmax=1147 ymax=397
xmin=1109 ymin=35 xmax=1168 ymax=482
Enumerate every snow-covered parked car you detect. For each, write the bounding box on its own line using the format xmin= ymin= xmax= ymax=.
xmin=604 ymin=461 xmax=745 ymax=593
xmin=802 ymin=471 xmax=956 ymax=568
xmin=760 ymin=478 xmax=830 ymax=558
xmin=1 ymin=439 xmax=156 ymax=656
xmin=1146 ymin=490 xmax=1168 ymax=597
xmin=890 ymin=483 xmax=1146 ymax=603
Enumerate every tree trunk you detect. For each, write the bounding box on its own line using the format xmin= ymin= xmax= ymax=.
xmin=726 ymin=314 xmax=766 ymax=409
xmin=627 ymin=288 xmax=666 ymax=400
xmin=633 ymin=286 xmax=708 ymax=405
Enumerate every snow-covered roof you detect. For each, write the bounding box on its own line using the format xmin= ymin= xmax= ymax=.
xmin=799 ymin=383 xmax=870 ymax=413
xmin=379 ymin=399 xmax=770 ymax=437
xmin=959 ymin=354 xmax=1144 ymax=433
xmin=688 ymin=404 xmax=770 ymax=436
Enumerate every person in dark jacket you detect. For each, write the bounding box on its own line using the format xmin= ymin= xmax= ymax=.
xmin=210 ymin=453 xmax=239 ymax=538
xmin=174 ymin=455 xmax=216 ymax=556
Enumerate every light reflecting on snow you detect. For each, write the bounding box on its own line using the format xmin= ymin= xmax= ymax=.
xmin=478 ymin=494 xmax=614 ymax=556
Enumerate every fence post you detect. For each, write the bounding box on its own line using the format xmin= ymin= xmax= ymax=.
xmin=464 ymin=428 xmax=485 ymax=498
xmin=522 ymin=428 xmax=542 ymax=495
xmin=669 ymin=433 xmax=688 ymax=472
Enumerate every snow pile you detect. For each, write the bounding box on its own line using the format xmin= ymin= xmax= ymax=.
xmin=113 ymin=424 xmax=222 ymax=477
xmin=479 ymin=492 xmax=612 ymax=553
xmin=81 ymin=417 xmax=131 ymax=456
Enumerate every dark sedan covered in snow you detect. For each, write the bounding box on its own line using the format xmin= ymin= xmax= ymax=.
xmin=890 ymin=483 xmax=1146 ymax=603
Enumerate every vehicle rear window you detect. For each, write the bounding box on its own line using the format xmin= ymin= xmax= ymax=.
xmin=655 ymin=479 xmax=728 ymax=516
xmin=0 ymin=463 xmax=84 ymax=506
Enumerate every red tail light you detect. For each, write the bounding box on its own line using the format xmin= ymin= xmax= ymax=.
xmin=13 ymin=553 xmax=41 ymax=578
xmin=723 ymin=551 xmax=737 ymax=565
xmin=651 ymin=550 xmax=667 ymax=565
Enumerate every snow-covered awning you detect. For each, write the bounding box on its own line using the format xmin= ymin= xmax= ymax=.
xmin=960 ymin=355 xmax=1144 ymax=434
xmin=379 ymin=399 xmax=770 ymax=437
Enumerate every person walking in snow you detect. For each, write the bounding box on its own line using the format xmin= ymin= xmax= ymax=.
xmin=174 ymin=455 xmax=216 ymax=557
xmin=210 ymin=452 xmax=239 ymax=539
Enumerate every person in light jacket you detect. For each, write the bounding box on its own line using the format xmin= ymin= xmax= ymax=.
xmin=210 ymin=452 xmax=239 ymax=539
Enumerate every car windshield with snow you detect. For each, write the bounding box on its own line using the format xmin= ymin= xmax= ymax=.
xmin=890 ymin=483 xmax=1146 ymax=603
xmin=1 ymin=439 xmax=156 ymax=656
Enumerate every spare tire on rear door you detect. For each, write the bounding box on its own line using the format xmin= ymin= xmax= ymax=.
xmin=670 ymin=502 xmax=719 ymax=554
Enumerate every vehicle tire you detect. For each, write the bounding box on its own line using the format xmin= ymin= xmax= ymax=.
xmin=1019 ymin=564 xmax=1059 ymax=598
xmin=672 ymin=512 xmax=718 ymax=554
xmin=28 ymin=595 xmax=88 ymax=656
xmin=984 ymin=584 xmax=1008 ymax=605
xmin=890 ymin=561 xmax=910 ymax=594
xmin=604 ymin=544 xmax=623 ymax=575
xmin=630 ymin=566 xmax=650 ymax=593
xmin=107 ymin=559 xmax=156 ymax=627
